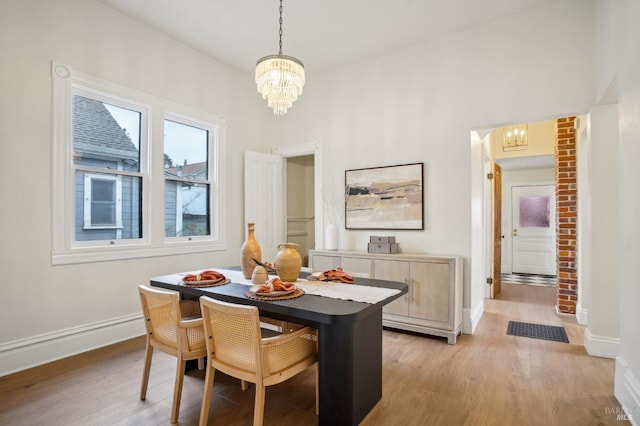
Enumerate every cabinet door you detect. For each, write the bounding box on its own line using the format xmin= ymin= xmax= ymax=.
xmin=310 ymin=254 xmax=340 ymax=272
xmin=341 ymin=257 xmax=373 ymax=277
xmin=410 ymin=262 xmax=450 ymax=324
xmin=375 ymin=259 xmax=410 ymax=316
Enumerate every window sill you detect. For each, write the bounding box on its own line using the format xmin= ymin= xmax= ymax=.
xmin=52 ymin=240 xmax=227 ymax=265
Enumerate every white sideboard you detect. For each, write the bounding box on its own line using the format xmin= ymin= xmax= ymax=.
xmin=309 ymin=250 xmax=463 ymax=344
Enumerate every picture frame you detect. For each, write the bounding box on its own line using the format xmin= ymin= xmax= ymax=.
xmin=345 ymin=162 xmax=424 ymax=230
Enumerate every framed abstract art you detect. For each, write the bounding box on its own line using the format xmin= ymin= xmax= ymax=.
xmin=345 ymin=163 xmax=424 ymax=230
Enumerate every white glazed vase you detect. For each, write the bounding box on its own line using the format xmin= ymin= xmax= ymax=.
xmin=325 ymin=223 xmax=338 ymax=250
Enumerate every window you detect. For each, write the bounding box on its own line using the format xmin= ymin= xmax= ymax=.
xmin=164 ymin=119 xmax=211 ymax=238
xmin=74 ymin=95 xmax=142 ymax=241
xmin=51 ymin=63 xmax=226 ymax=264
xmin=83 ymin=174 xmax=121 ymax=229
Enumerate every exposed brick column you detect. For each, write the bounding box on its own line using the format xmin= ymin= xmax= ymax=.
xmin=555 ymin=117 xmax=577 ymax=314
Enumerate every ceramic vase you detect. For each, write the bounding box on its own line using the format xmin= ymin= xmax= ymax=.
xmin=275 ymin=242 xmax=302 ymax=282
xmin=251 ymin=265 xmax=268 ymax=284
xmin=241 ymin=223 xmax=262 ymax=279
xmin=325 ymin=223 xmax=338 ymax=250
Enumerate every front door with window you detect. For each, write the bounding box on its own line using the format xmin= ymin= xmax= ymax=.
xmin=511 ymin=184 xmax=556 ymax=276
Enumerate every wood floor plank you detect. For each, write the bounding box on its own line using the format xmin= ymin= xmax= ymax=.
xmin=0 ymin=284 xmax=629 ymax=425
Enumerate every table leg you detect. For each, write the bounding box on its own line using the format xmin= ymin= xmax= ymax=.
xmin=317 ymin=309 xmax=383 ymax=426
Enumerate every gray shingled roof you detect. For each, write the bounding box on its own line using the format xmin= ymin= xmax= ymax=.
xmin=73 ymin=96 xmax=139 ymax=161
xmin=164 ymin=161 xmax=207 ymax=179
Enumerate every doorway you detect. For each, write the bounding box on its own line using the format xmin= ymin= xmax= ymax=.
xmin=483 ymin=119 xmax=560 ymax=301
xmin=511 ymin=184 xmax=556 ymax=276
xmin=244 ymin=142 xmax=324 ymax=264
xmin=285 ymin=155 xmax=315 ymax=266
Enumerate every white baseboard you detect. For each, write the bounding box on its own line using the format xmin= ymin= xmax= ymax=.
xmin=0 ymin=313 xmax=144 ymax=377
xmin=575 ymin=300 xmax=588 ymax=325
xmin=615 ymin=357 xmax=639 ymax=425
xmin=584 ymin=328 xmax=620 ymax=359
xmin=463 ymin=300 xmax=484 ymax=335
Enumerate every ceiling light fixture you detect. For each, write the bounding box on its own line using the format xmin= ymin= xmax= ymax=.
xmin=255 ymin=0 xmax=305 ymax=115
xmin=503 ymin=124 xmax=528 ymax=151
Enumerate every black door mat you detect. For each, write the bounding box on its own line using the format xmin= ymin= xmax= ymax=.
xmin=507 ymin=321 xmax=569 ymax=343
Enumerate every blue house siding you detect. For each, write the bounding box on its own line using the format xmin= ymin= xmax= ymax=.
xmin=73 ymin=167 xmax=141 ymax=241
xmin=165 ymin=180 xmax=178 ymax=237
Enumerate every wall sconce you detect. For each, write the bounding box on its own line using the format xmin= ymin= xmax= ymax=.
xmin=502 ymin=124 xmax=528 ymax=151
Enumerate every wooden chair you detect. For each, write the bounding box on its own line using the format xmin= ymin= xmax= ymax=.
xmin=138 ymin=284 xmax=207 ymax=423
xmin=198 ymin=296 xmax=318 ymax=426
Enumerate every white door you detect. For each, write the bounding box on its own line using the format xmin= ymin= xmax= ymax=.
xmin=244 ymin=151 xmax=285 ymax=262
xmin=511 ymin=184 xmax=556 ymax=275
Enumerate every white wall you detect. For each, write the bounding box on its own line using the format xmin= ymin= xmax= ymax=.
xmin=607 ymin=0 xmax=640 ymax=421
xmin=583 ymin=104 xmax=621 ymax=359
xmin=576 ymin=115 xmax=591 ymax=326
xmin=268 ymin=0 xmax=596 ymax=333
xmin=0 ymin=0 xmax=266 ymax=374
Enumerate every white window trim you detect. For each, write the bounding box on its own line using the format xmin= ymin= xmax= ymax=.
xmin=164 ymin=112 xmax=220 ymax=242
xmin=175 ymin=183 xmax=184 ymax=237
xmin=83 ymin=173 xmax=123 ymax=230
xmin=51 ymin=62 xmax=226 ymax=265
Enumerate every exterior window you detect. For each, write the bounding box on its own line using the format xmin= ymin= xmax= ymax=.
xmin=74 ymin=96 xmax=142 ymax=241
xmin=84 ymin=174 xmax=121 ymax=228
xmin=164 ymin=119 xmax=211 ymax=238
xmin=51 ymin=63 xmax=226 ymax=264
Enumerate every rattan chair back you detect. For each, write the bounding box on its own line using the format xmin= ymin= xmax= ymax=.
xmin=199 ymin=296 xmax=318 ymax=426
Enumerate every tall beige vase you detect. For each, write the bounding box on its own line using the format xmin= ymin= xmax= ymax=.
xmin=275 ymin=243 xmax=302 ymax=282
xmin=241 ymin=223 xmax=262 ymax=279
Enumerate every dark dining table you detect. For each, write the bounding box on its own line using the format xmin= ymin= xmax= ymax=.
xmin=150 ymin=267 xmax=407 ymax=426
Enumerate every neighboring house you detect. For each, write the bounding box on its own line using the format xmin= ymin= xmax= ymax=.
xmin=164 ymin=161 xmax=209 ymax=237
xmin=73 ymin=95 xmax=140 ymax=241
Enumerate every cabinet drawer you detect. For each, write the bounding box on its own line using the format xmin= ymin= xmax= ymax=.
xmin=310 ymin=254 xmax=340 ymax=271
xmin=340 ymin=257 xmax=373 ymax=277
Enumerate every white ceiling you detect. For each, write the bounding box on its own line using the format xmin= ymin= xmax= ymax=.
xmin=102 ymin=0 xmax=564 ymax=76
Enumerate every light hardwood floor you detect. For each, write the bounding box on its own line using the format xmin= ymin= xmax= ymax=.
xmin=0 ymin=284 xmax=629 ymax=425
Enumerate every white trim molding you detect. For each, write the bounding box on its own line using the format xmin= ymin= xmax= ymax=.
xmin=463 ymin=300 xmax=484 ymax=335
xmin=584 ymin=328 xmax=620 ymax=359
xmin=0 ymin=313 xmax=144 ymax=377
xmin=615 ymin=356 xmax=639 ymax=425
xmin=575 ymin=299 xmax=588 ymax=325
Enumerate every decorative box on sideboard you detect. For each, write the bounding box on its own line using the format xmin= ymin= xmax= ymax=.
xmin=309 ymin=249 xmax=463 ymax=344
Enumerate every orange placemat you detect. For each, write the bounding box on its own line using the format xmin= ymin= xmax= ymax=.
xmin=181 ymin=278 xmax=230 ymax=288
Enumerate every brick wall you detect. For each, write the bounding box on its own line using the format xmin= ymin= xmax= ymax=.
xmin=555 ymin=117 xmax=577 ymax=314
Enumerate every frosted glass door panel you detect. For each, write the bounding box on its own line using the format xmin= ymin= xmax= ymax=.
xmin=519 ymin=196 xmax=550 ymax=228
xmin=512 ymin=185 xmax=556 ymax=275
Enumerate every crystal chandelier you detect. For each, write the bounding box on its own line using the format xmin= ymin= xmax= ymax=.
xmin=255 ymin=0 xmax=305 ymax=116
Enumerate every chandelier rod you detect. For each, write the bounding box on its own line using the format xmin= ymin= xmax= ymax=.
xmin=278 ymin=0 xmax=283 ymax=55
